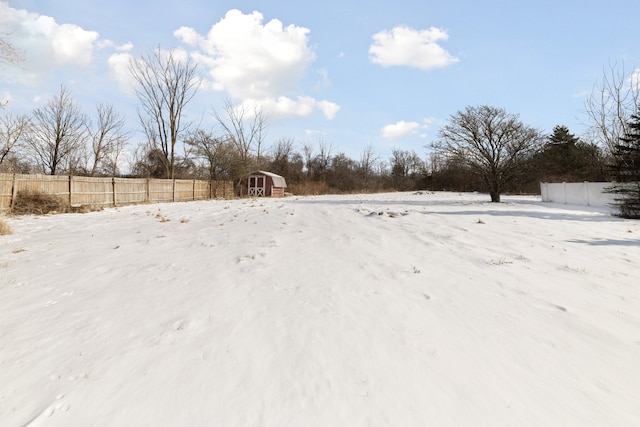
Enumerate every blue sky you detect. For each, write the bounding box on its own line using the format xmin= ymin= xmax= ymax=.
xmin=1 ymin=0 xmax=639 ymax=162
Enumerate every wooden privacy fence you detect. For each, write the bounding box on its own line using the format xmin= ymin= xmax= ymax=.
xmin=0 ymin=173 xmax=234 ymax=212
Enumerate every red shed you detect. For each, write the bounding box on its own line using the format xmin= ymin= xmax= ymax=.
xmin=244 ymin=171 xmax=287 ymax=197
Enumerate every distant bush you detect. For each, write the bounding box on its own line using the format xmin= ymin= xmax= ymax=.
xmin=0 ymin=217 xmax=11 ymax=235
xmin=11 ymin=191 xmax=70 ymax=215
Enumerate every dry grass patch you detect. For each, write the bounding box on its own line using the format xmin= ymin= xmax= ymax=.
xmin=70 ymin=204 xmax=102 ymax=214
xmin=156 ymin=213 xmax=170 ymax=222
xmin=0 ymin=217 xmax=11 ymax=235
xmin=11 ymin=191 xmax=69 ymax=215
xmin=289 ymin=181 xmax=329 ymax=196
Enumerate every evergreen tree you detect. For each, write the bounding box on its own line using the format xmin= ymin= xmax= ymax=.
xmin=609 ymin=113 xmax=640 ymax=218
xmin=548 ymin=125 xmax=580 ymax=145
xmin=534 ymin=125 xmax=605 ymax=182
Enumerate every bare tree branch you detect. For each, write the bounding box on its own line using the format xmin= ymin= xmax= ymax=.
xmin=129 ymin=47 xmax=199 ymax=179
xmin=0 ymin=33 xmax=24 ymax=108
xmin=25 ymin=85 xmax=87 ymax=175
xmin=0 ymin=112 xmax=30 ymax=168
xmin=0 ymin=32 xmax=22 ymax=66
xmin=359 ymin=143 xmax=378 ymax=187
xmin=584 ymin=60 xmax=640 ymax=156
xmin=87 ymin=103 xmax=129 ymax=176
xmin=213 ymin=98 xmax=268 ymax=182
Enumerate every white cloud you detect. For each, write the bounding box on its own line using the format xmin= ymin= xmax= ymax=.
xmin=317 ymin=100 xmax=340 ymax=119
xmin=98 ymin=40 xmax=134 ymax=52
xmin=423 ymin=116 xmax=437 ymax=125
xmin=175 ymin=9 xmax=338 ymax=120
xmin=107 ymin=52 xmax=135 ymax=93
xmin=315 ymin=68 xmax=332 ymax=90
xmin=369 ymin=26 xmax=459 ymax=70
xmin=175 ymin=9 xmax=314 ymax=100
xmin=116 ymin=42 xmax=134 ymax=52
xmin=50 ymin=23 xmax=99 ymax=66
xmin=630 ymin=68 xmax=640 ymax=91
xmin=238 ymin=96 xmax=340 ymax=120
xmin=382 ymin=120 xmax=421 ymax=139
xmin=381 ymin=117 xmax=439 ymax=140
xmin=174 ymin=26 xmax=200 ymax=46
xmin=0 ymin=2 xmax=103 ymax=83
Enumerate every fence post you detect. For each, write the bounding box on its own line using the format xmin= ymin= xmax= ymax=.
xmin=10 ymin=173 xmax=18 ymax=209
xmin=112 ymin=177 xmax=117 ymax=207
xmin=69 ymin=175 xmax=73 ymax=206
xmin=172 ymin=179 xmax=176 ymax=202
xmin=584 ymin=181 xmax=590 ymax=206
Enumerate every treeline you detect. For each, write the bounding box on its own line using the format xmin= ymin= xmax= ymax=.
xmin=0 ymin=99 xmax=612 ymax=196
xmin=135 ymin=123 xmax=609 ymax=196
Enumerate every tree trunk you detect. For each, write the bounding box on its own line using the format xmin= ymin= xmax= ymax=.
xmin=490 ymin=191 xmax=501 ymax=202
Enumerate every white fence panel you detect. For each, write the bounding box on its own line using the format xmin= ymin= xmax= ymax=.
xmin=540 ymin=182 xmax=616 ymax=208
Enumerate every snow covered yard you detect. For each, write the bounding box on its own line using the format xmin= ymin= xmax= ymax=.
xmin=1 ymin=191 xmax=639 ymax=426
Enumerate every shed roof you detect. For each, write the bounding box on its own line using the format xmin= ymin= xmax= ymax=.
xmin=254 ymin=170 xmax=287 ymax=188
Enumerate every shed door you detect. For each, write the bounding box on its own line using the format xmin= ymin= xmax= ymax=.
xmin=248 ymin=176 xmax=266 ymax=196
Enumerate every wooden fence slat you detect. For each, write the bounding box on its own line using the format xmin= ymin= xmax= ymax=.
xmin=0 ymin=173 xmax=14 ymax=212
xmin=114 ymin=178 xmax=147 ymax=205
xmin=71 ymin=176 xmax=114 ymax=206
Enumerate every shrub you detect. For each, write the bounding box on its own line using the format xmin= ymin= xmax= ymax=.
xmin=0 ymin=217 xmax=11 ymax=235
xmin=11 ymin=191 xmax=70 ymax=215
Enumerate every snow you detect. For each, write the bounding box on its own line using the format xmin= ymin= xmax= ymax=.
xmin=1 ymin=191 xmax=639 ymax=426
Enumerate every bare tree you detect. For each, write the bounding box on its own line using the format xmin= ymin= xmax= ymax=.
xmin=271 ymin=138 xmax=295 ymax=160
xmin=327 ymin=152 xmax=358 ymax=191
xmin=436 ymin=105 xmax=542 ymax=202
xmin=389 ymin=148 xmax=425 ymax=190
xmin=87 ymin=103 xmax=128 ymax=176
xmin=269 ymin=138 xmax=295 ymax=177
xmin=301 ymin=141 xmax=314 ymax=179
xmin=359 ymin=143 xmax=378 ymax=188
xmin=584 ymin=60 xmax=640 ymax=156
xmin=131 ymin=146 xmax=168 ymax=178
xmin=213 ymin=98 xmax=268 ymax=182
xmin=184 ymin=129 xmax=235 ymax=180
xmin=0 ymin=112 xmax=30 ymax=168
xmin=25 ymin=86 xmax=87 ymax=175
xmin=129 ymin=47 xmax=199 ymax=179
xmin=311 ymin=140 xmax=333 ymax=181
